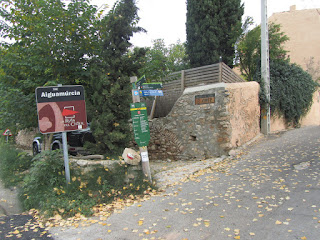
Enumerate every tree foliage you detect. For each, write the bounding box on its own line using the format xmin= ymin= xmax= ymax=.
xmin=85 ymin=0 xmax=146 ymax=154
xmin=255 ymin=59 xmax=317 ymax=126
xmin=237 ymin=21 xmax=316 ymax=126
xmin=0 ymin=0 xmax=98 ymax=130
xmin=186 ymin=0 xmax=244 ymax=68
xmin=138 ymin=39 xmax=189 ymax=82
xmin=0 ymin=0 xmax=146 ymax=154
xmin=236 ymin=22 xmax=289 ymax=81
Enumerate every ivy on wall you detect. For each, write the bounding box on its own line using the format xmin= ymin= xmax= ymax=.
xmin=256 ymin=59 xmax=318 ymax=126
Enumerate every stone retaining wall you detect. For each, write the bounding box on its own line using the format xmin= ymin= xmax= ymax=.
xmin=147 ymin=82 xmax=260 ymax=161
xmin=15 ymin=128 xmax=38 ymax=149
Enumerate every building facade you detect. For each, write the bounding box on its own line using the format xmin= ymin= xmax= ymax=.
xmin=269 ymin=5 xmax=320 ymax=76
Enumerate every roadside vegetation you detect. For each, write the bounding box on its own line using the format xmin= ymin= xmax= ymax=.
xmin=236 ymin=21 xmax=318 ymax=126
xmin=0 ymin=140 xmax=33 ymax=188
xmin=0 ymin=139 xmax=156 ymax=218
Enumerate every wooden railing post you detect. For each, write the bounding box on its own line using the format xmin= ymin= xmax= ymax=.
xmin=218 ymin=62 xmax=223 ymax=82
xmin=181 ymin=70 xmax=185 ymax=92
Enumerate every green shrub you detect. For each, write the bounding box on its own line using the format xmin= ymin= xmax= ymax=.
xmin=256 ymin=59 xmax=318 ymax=126
xmin=20 ymin=150 xmax=155 ymax=217
xmin=0 ymin=141 xmax=156 ymax=218
xmin=0 ymin=141 xmax=33 ymax=187
xmin=20 ymin=150 xmax=67 ymax=211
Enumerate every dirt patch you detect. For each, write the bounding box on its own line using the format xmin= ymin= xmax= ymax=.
xmin=149 ymin=160 xmax=199 ymax=175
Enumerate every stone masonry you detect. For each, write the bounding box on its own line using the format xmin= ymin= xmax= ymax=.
xmin=147 ymin=82 xmax=260 ymax=161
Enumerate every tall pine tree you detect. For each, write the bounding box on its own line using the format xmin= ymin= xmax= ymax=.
xmin=186 ymin=0 xmax=244 ymax=68
xmin=86 ymin=0 xmax=146 ymax=154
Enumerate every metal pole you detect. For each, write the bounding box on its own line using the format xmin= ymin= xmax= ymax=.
xmin=62 ymin=132 xmax=71 ymax=184
xmin=261 ymin=0 xmax=271 ymax=135
xmin=57 ymin=84 xmax=71 ymax=184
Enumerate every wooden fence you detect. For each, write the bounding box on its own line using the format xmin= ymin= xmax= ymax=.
xmin=145 ymin=62 xmax=245 ymax=118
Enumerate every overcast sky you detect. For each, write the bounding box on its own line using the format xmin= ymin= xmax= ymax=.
xmin=92 ymin=0 xmax=320 ymax=47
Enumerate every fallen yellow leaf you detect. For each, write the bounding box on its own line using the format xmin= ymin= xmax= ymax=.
xmin=204 ymin=220 xmax=210 ymax=227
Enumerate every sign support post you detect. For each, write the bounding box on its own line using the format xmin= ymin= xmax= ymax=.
xmin=130 ymin=76 xmax=152 ymax=182
xmin=62 ymin=131 xmax=71 ymax=184
xmin=56 ymin=84 xmax=71 ymax=185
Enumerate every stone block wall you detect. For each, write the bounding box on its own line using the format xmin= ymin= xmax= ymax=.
xmin=15 ymin=128 xmax=39 ymax=149
xmin=147 ymin=82 xmax=260 ymax=161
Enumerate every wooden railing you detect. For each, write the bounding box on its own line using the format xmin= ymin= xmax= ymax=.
xmin=145 ymin=62 xmax=244 ymax=117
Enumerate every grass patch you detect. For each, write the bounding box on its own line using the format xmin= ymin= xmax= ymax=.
xmin=0 ymin=140 xmax=33 ymax=187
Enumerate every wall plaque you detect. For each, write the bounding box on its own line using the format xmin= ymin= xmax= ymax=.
xmin=195 ymin=94 xmax=215 ymax=105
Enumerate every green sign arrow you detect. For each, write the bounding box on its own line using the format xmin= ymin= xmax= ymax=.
xmin=135 ymin=75 xmax=146 ymax=89
xmin=141 ymin=82 xmax=163 ymax=90
xmin=130 ymin=102 xmax=150 ymax=147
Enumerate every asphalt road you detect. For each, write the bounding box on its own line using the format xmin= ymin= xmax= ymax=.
xmin=0 ymin=214 xmax=53 ymax=240
xmin=0 ymin=153 xmax=53 ymax=239
xmin=49 ymin=126 xmax=320 ymax=240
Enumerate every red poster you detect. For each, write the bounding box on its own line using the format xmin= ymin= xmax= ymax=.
xmin=36 ymin=86 xmax=87 ymax=134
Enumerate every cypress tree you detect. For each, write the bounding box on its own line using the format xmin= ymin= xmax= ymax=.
xmin=86 ymin=0 xmax=146 ymax=154
xmin=186 ymin=0 xmax=244 ymax=68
